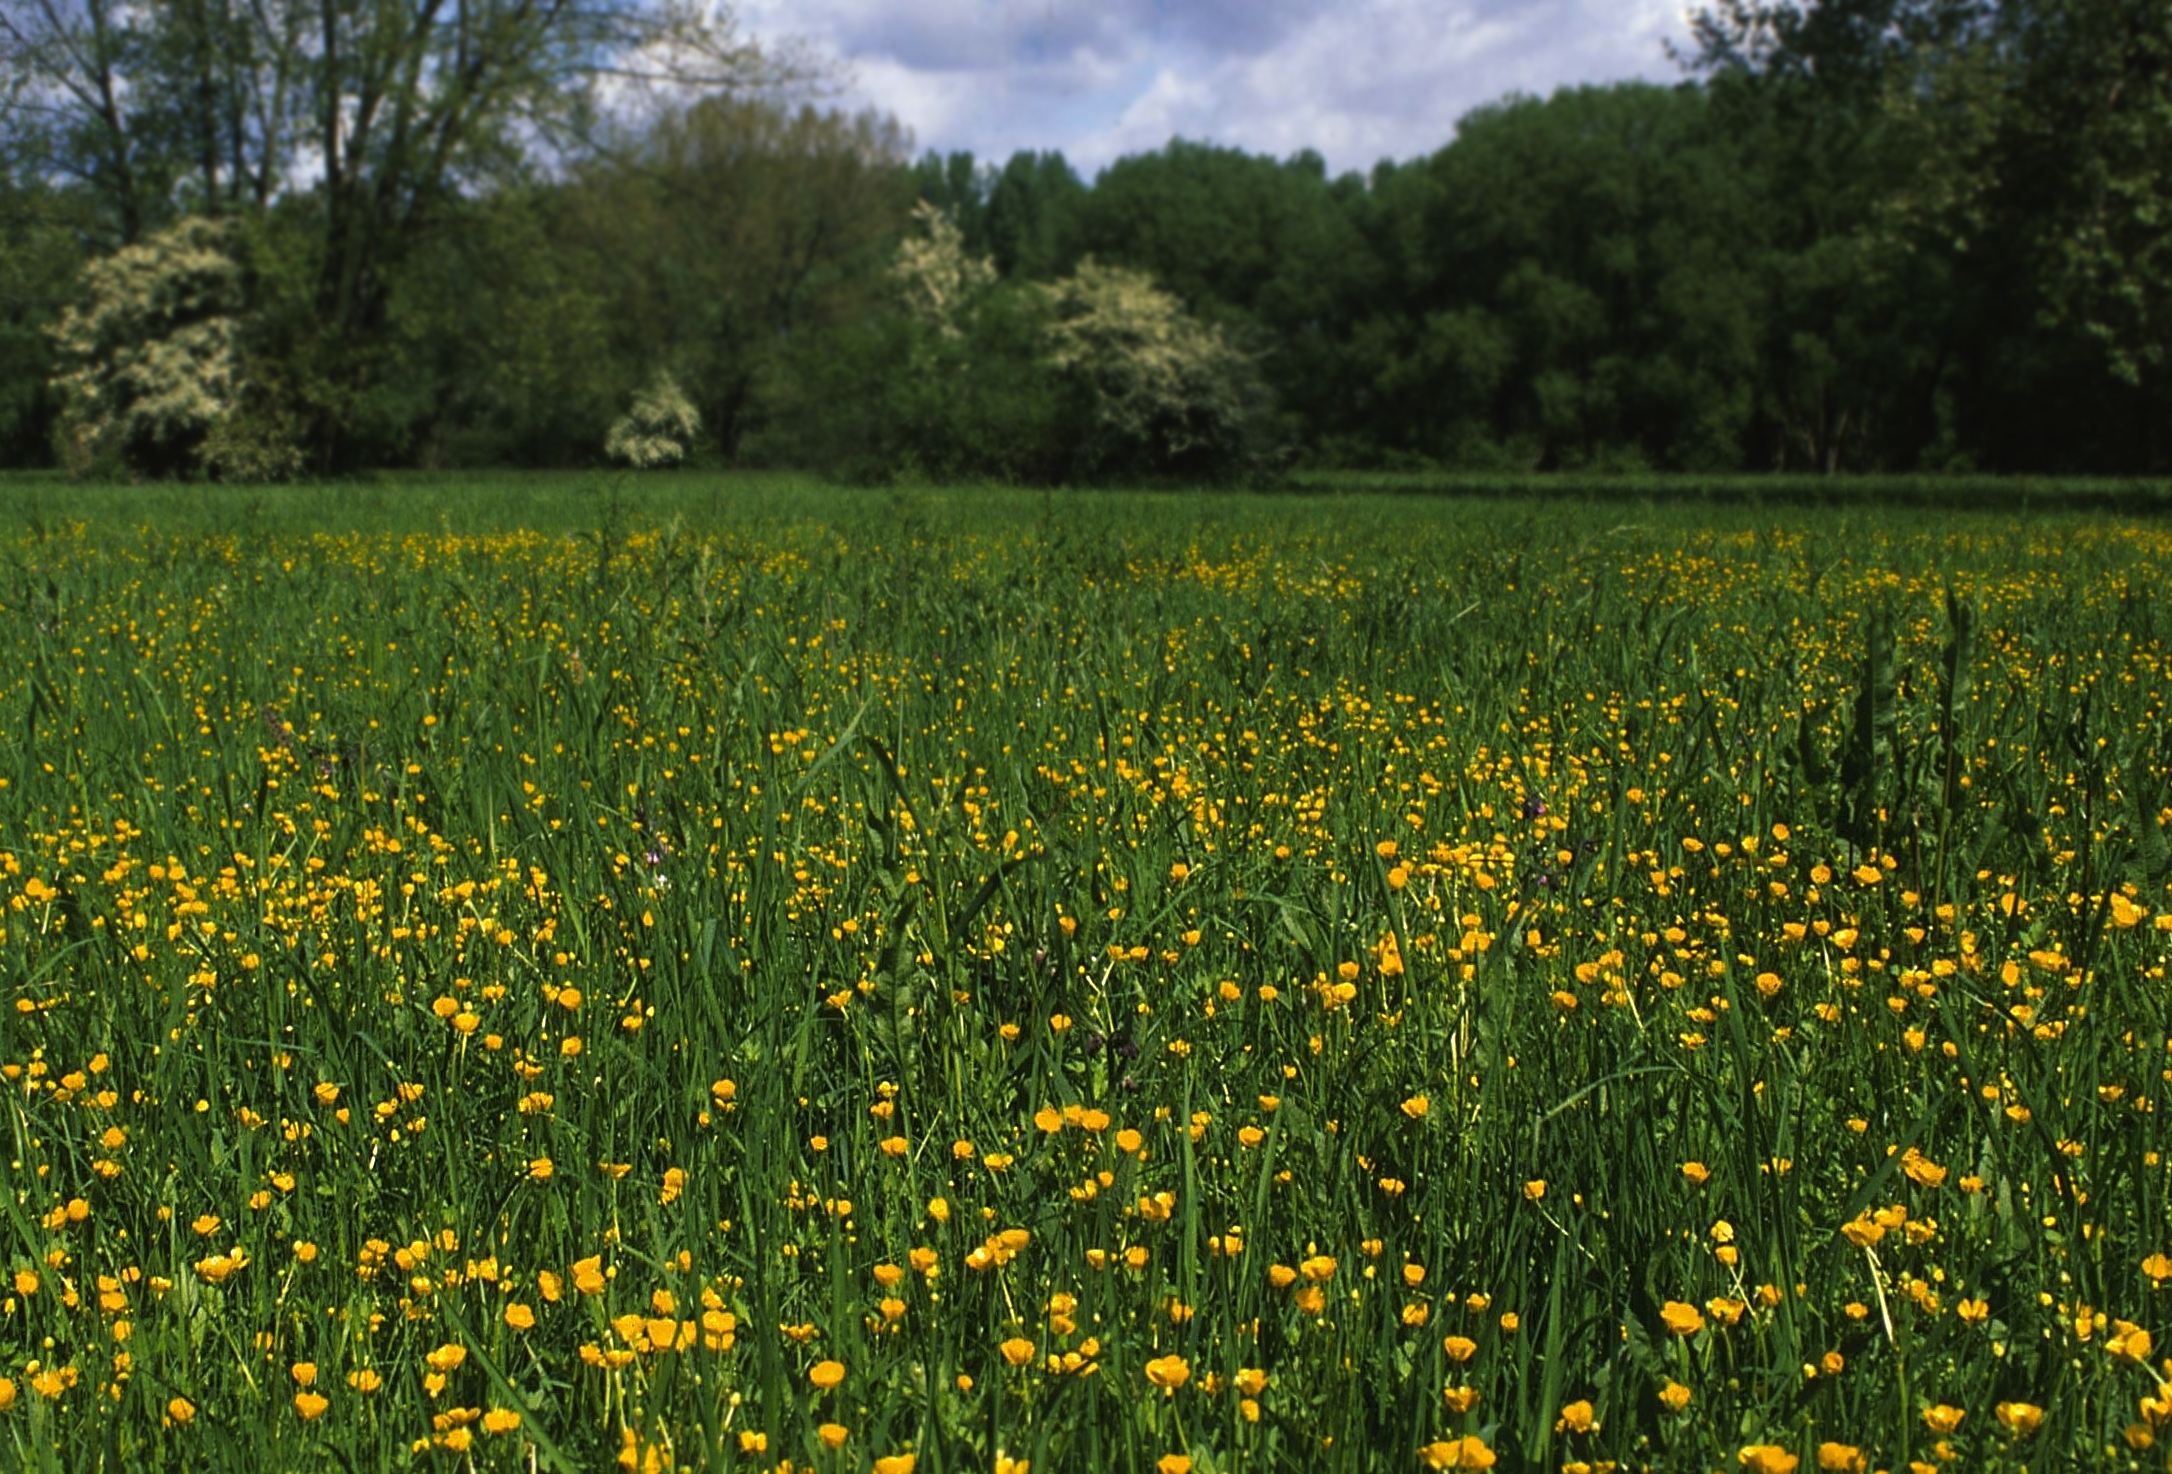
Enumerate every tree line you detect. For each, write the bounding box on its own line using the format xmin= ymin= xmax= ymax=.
xmin=2 ymin=0 xmax=2168 ymax=481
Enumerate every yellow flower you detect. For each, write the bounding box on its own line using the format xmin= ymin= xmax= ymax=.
xmin=1995 ymin=1401 xmax=2044 ymax=1436
xmin=1899 ymin=1148 xmax=1947 ymax=1189
xmin=11 ymin=1269 xmax=37 ymax=1297
xmin=1523 ymin=1180 xmax=1546 ymax=1200
xmin=872 ymin=1456 xmax=915 ymax=1474
xmin=482 ymin=1407 xmax=522 ymax=1435
xmin=1658 ymin=1380 xmax=1691 ymax=1412
xmin=1816 ymin=1443 xmax=1864 ymax=1472
xmin=1680 ymin=1161 xmax=1710 ymax=1185
xmin=194 ymin=1250 xmax=247 ymax=1284
xmin=1555 ymin=1399 xmax=1595 ymax=1434
xmin=1157 ymin=1458 xmax=1192 ymax=1474
xmin=1921 ymin=1404 xmax=1965 ymax=1434
xmin=290 ymin=1362 xmax=317 ymax=1386
xmin=165 ymin=1394 xmax=192 ymax=1424
xmin=1442 ymin=1335 xmax=1478 ymax=1362
xmin=809 ymin=1359 xmax=846 ymax=1390
xmin=1144 ymin=1354 xmax=1191 ymax=1391
xmin=293 ymin=1391 xmax=329 ymax=1420
xmin=818 ymin=1423 xmax=849 ymax=1450
xmin=528 ymin=1157 xmax=553 ymax=1180
xmin=2110 ymin=1321 xmax=2154 ymax=1362
xmin=999 ymin=1337 xmax=1035 ymax=1367
xmin=1737 ymin=1446 xmax=1798 ymax=1474
xmin=505 ymin=1303 xmax=537 ymax=1330
xmin=1660 ymin=1301 xmax=1705 ymax=1336
xmin=1705 ymin=1297 xmax=1746 ymax=1327
xmin=1401 ymin=1094 xmax=1430 ymax=1119
xmin=1418 ymin=1435 xmax=1496 ymax=1469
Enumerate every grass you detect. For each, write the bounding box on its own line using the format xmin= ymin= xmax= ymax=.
xmin=0 ymin=472 xmax=2167 ymax=1473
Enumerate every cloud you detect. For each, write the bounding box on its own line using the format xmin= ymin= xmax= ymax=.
xmin=735 ymin=0 xmax=1693 ymax=173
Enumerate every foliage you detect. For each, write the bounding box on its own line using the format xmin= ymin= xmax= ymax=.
xmin=0 ymin=481 xmax=2168 ymax=1471
xmin=606 ymin=372 xmax=702 ymax=469
xmin=0 ymin=172 xmax=84 ymax=466
xmin=6 ymin=0 xmax=2172 ymax=476
xmin=1036 ymin=258 xmax=1265 ymax=475
xmin=776 ymin=228 xmax=1268 ymax=484
xmin=2001 ymin=0 xmax=2172 ymax=388
xmin=891 ymin=202 xmax=999 ymax=342
xmin=46 ymin=217 xmax=245 ymax=477
xmin=0 ymin=0 xmax=802 ymax=465
xmin=567 ymin=100 xmax=911 ymax=461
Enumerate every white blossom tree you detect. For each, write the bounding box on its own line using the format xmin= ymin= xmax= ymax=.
xmin=606 ymin=370 xmax=701 ymax=467
xmin=1036 ymin=257 xmax=1258 ymax=468
xmin=48 ymin=216 xmax=241 ymax=476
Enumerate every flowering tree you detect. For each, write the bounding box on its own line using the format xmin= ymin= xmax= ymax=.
xmin=891 ymin=201 xmax=997 ymax=342
xmin=606 ymin=371 xmax=701 ymax=468
xmin=1036 ymin=258 xmax=1259 ymax=472
xmin=48 ymin=218 xmax=241 ymax=477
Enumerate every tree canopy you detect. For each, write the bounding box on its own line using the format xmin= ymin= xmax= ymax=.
xmin=2 ymin=0 xmax=2167 ymax=478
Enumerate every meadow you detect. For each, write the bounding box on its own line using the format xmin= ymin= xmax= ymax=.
xmin=0 ymin=473 xmax=2168 ymax=1474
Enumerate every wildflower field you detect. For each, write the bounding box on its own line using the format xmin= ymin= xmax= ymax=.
xmin=2 ymin=476 xmax=2170 ymax=1474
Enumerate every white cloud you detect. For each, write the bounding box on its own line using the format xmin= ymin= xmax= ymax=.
xmin=735 ymin=0 xmax=1694 ymax=172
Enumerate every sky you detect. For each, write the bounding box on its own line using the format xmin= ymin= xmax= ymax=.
xmin=737 ymin=0 xmax=1696 ymax=176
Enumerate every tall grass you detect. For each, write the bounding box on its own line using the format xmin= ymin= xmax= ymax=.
xmin=0 ymin=477 xmax=2166 ymax=1472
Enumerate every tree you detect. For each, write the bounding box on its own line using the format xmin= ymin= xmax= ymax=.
xmin=1679 ymin=2 xmax=2009 ymax=470
xmin=892 ymin=201 xmax=997 ymax=340
xmin=1688 ymin=0 xmax=2172 ymax=468
xmin=1353 ymin=85 xmax=1768 ymax=470
xmin=0 ymin=167 xmax=87 ymax=464
xmin=1055 ymin=141 xmax=1379 ymax=451
xmin=1037 ymin=257 xmax=1264 ymax=476
xmin=47 ymin=215 xmax=242 ymax=476
xmin=981 ymin=151 xmax=1084 ymax=278
xmin=560 ymin=98 xmax=908 ymax=460
xmin=1683 ymin=0 xmax=1993 ymax=97
xmin=1 ymin=0 xmax=805 ymax=464
xmin=606 ymin=370 xmax=699 ymax=467
xmin=2006 ymin=0 xmax=2172 ymax=389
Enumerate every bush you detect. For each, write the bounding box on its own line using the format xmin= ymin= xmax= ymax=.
xmin=1036 ymin=257 xmax=1267 ymax=479
xmin=49 ymin=219 xmax=245 ymax=478
xmin=605 ymin=371 xmax=701 ymax=468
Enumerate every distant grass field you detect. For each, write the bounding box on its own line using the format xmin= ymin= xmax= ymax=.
xmin=0 ymin=472 xmax=2168 ymax=1473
